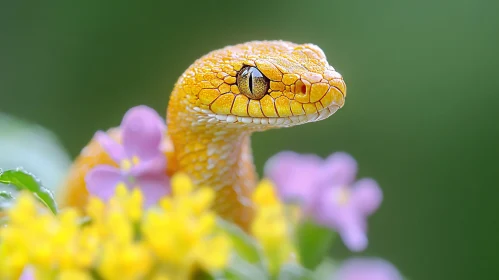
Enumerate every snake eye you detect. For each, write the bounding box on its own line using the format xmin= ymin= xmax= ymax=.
xmin=236 ymin=66 xmax=269 ymax=99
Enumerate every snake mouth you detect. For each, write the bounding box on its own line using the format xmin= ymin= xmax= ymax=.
xmin=194 ymin=103 xmax=340 ymax=127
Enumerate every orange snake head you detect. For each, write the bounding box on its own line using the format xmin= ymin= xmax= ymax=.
xmin=168 ymin=40 xmax=346 ymax=132
xmin=59 ymin=40 xmax=346 ymax=221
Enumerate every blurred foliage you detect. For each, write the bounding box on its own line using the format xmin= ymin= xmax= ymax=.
xmin=0 ymin=113 xmax=71 ymax=190
xmin=1 ymin=0 xmax=498 ymax=279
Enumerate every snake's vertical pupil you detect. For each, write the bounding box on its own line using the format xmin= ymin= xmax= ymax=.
xmin=248 ymin=71 xmax=253 ymax=93
xmin=236 ymin=66 xmax=269 ymax=100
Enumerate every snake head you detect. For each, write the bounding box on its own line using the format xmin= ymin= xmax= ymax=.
xmin=169 ymin=40 xmax=346 ymax=131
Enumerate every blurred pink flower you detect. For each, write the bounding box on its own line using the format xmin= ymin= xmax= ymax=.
xmin=332 ymin=258 xmax=403 ymax=280
xmin=85 ymin=105 xmax=170 ymax=207
xmin=264 ymin=151 xmax=382 ymax=251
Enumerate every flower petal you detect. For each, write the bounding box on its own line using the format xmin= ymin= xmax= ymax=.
xmin=85 ymin=165 xmax=122 ymax=201
xmin=340 ymin=225 xmax=368 ymax=252
xmin=314 ymin=186 xmax=355 ymax=227
xmin=264 ymin=151 xmax=323 ymax=205
xmin=313 ymin=185 xmax=369 ymax=252
xmin=130 ymin=154 xmax=167 ymax=177
xmin=352 ymin=178 xmax=383 ymax=215
xmin=121 ymin=105 xmax=165 ymax=160
xmin=136 ymin=173 xmax=170 ymax=207
xmin=321 ymin=152 xmax=357 ymax=186
xmin=95 ymin=131 xmax=125 ymax=162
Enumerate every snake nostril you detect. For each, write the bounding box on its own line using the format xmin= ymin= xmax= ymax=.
xmin=295 ymin=80 xmax=307 ymax=95
xmin=300 ymin=84 xmax=306 ymax=94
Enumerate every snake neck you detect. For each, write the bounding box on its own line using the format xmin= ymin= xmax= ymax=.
xmin=167 ymin=108 xmax=257 ymax=226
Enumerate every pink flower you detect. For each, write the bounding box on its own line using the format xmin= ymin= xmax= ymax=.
xmin=265 ymin=151 xmax=382 ymax=251
xmin=332 ymin=258 xmax=403 ymax=280
xmin=85 ymin=105 xmax=170 ymax=207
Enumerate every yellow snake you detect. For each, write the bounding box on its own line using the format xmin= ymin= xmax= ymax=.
xmin=58 ymin=41 xmax=346 ymax=229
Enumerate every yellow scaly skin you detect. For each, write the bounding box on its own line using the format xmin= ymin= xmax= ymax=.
xmin=58 ymin=41 xmax=346 ymax=229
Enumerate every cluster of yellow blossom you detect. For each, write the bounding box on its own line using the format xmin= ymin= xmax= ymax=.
xmin=0 ymin=192 xmax=95 ymax=279
xmin=141 ymin=174 xmax=231 ymax=278
xmin=250 ymin=179 xmax=296 ymax=275
xmin=0 ymin=173 xmax=231 ymax=280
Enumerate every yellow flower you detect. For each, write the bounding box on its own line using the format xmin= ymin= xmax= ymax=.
xmin=252 ymin=179 xmax=281 ymax=207
xmin=251 ymin=179 xmax=295 ymax=275
xmin=0 ymin=193 xmax=98 ymax=279
xmin=89 ymin=185 xmax=152 ymax=279
xmin=142 ymin=173 xmax=231 ymax=279
xmin=196 ymin=234 xmax=232 ymax=271
xmin=58 ymin=269 xmax=93 ymax=280
xmin=98 ymin=241 xmax=152 ymax=280
xmin=114 ymin=183 xmax=144 ymax=223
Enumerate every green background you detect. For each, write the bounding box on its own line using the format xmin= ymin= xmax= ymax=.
xmin=1 ymin=0 xmax=498 ymax=279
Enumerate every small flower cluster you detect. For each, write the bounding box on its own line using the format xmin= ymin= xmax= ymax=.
xmin=0 ymin=173 xmax=230 ymax=280
xmin=141 ymin=173 xmax=230 ymax=277
xmin=265 ymin=151 xmax=382 ymax=252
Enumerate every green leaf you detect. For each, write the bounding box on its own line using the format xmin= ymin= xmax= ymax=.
xmin=216 ymin=218 xmax=265 ymax=265
xmin=296 ymin=220 xmax=336 ymax=270
xmin=0 ymin=169 xmax=58 ymax=214
xmin=192 ymin=269 xmax=216 ymax=280
xmin=278 ymin=263 xmax=313 ymax=280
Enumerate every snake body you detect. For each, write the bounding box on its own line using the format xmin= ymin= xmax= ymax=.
xmin=59 ymin=41 xmax=346 ymax=228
